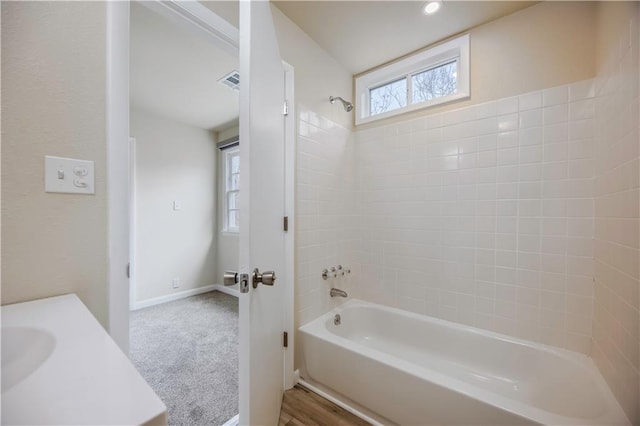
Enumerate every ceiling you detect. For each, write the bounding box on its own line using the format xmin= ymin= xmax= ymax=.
xmin=129 ymin=1 xmax=537 ymax=128
xmin=130 ymin=2 xmax=239 ymax=131
xmin=273 ymin=1 xmax=538 ymax=74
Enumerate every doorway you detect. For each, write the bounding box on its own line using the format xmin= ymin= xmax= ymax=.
xmin=128 ymin=2 xmax=240 ymax=424
xmin=107 ymin=1 xmax=296 ymax=423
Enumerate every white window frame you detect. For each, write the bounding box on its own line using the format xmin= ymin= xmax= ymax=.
xmin=355 ymin=34 xmax=470 ymax=125
xmin=223 ymin=146 xmax=240 ymax=233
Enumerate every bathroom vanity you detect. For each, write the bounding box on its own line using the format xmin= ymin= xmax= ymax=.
xmin=1 ymin=294 xmax=166 ymax=425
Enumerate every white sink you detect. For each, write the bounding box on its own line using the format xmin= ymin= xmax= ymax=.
xmin=1 ymin=294 xmax=166 ymax=425
xmin=1 ymin=326 xmax=56 ymax=392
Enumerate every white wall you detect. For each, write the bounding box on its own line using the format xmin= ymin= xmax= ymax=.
xmin=591 ymin=2 xmax=640 ymax=423
xmin=131 ymin=107 xmax=217 ymax=304
xmin=1 ymin=2 xmax=109 ymax=325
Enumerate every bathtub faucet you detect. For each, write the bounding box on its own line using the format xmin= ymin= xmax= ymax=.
xmin=330 ymin=288 xmax=348 ymax=298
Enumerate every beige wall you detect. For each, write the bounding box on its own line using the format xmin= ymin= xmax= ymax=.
xmin=1 ymin=2 xmax=109 ymax=325
xmin=357 ymin=1 xmax=597 ymax=129
xmin=592 ymin=2 xmax=640 ymax=424
xmin=271 ymin=5 xmax=354 ymax=130
xmin=131 ymin=107 xmax=218 ymax=304
xmin=218 ymin=126 xmax=239 ymax=142
xmin=470 ymin=1 xmax=595 ymax=108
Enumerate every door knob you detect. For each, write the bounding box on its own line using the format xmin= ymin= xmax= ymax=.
xmin=224 ymin=271 xmax=238 ymax=286
xmin=252 ymin=268 xmax=276 ymax=288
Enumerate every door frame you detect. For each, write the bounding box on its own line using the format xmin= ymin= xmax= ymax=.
xmin=107 ymin=0 xmax=131 ymax=353
xmin=107 ymin=0 xmax=295 ymax=384
xmin=128 ymin=137 xmax=137 ymax=310
xmin=283 ymin=61 xmax=295 ymax=390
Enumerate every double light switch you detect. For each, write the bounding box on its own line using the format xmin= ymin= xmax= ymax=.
xmin=45 ymin=155 xmax=95 ymax=195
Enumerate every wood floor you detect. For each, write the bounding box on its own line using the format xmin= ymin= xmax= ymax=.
xmin=279 ymin=385 xmax=370 ymax=426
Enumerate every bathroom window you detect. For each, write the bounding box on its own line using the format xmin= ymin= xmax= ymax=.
xmin=356 ymin=34 xmax=469 ymax=125
xmin=370 ymin=77 xmax=408 ymax=116
xmin=223 ymin=147 xmax=240 ymax=233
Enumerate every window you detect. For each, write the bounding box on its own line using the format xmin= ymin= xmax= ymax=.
xmin=223 ymin=147 xmax=240 ymax=232
xmin=370 ymin=77 xmax=407 ymax=116
xmin=355 ymin=34 xmax=469 ymax=125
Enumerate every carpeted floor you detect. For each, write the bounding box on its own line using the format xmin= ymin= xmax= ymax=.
xmin=130 ymin=291 xmax=238 ymax=426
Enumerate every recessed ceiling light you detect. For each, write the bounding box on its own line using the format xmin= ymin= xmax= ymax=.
xmin=423 ymin=0 xmax=442 ymax=15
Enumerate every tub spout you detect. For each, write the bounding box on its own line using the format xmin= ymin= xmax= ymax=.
xmin=330 ymin=288 xmax=348 ymax=298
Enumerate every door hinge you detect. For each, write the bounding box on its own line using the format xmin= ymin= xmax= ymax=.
xmin=283 ymin=100 xmax=289 ymax=116
xmin=283 ymin=216 xmax=289 ymax=232
xmin=126 ymin=262 xmax=130 ymax=278
xmin=283 ymin=331 xmax=288 ymax=348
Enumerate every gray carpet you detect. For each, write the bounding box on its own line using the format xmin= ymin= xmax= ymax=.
xmin=130 ymin=291 xmax=238 ymax=426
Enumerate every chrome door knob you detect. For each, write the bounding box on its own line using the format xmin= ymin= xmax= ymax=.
xmin=261 ymin=271 xmax=276 ymax=285
xmin=224 ymin=271 xmax=238 ymax=286
xmin=252 ymin=268 xmax=276 ymax=288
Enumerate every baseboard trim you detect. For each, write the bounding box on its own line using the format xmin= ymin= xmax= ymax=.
xmin=131 ymin=284 xmax=218 ymax=310
xmin=220 ymin=413 xmax=239 ymax=426
xmin=212 ymin=284 xmax=240 ymax=298
xmin=131 ymin=284 xmax=240 ymax=310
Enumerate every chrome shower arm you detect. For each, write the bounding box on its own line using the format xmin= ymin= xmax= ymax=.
xmin=329 ymin=96 xmax=354 ymax=112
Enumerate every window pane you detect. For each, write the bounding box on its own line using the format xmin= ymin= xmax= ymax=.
xmin=230 ymin=173 xmax=240 ymax=190
xmin=411 ymin=61 xmax=457 ymax=104
xmin=228 ymin=210 xmax=239 ymax=229
xmin=370 ymin=78 xmax=407 ymax=116
xmin=228 ymin=191 xmax=239 ymax=210
xmin=231 ymin=153 xmax=240 ymax=174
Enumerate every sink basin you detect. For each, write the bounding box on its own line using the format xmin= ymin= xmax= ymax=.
xmin=2 ymin=326 xmax=56 ymax=392
xmin=1 ymin=295 xmax=166 ymax=425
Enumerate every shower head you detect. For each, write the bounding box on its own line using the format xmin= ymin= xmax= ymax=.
xmin=329 ymin=96 xmax=354 ymax=112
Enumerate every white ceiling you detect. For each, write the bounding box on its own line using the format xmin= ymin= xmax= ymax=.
xmin=273 ymin=1 xmax=538 ymax=74
xmin=130 ymin=2 xmax=239 ymax=131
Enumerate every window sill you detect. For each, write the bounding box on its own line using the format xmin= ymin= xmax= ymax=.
xmin=355 ymin=92 xmax=470 ymax=126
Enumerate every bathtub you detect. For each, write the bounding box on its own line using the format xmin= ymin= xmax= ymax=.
xmin=299 ymin=299 xmax=629 ymax=425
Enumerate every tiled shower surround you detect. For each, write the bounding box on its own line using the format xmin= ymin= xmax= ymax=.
xmin=356 ymin=80 xmax=598 ymax=354
xmin=591 ymin=13 xmax=639 ymax=423
xmin=297 ymin=79 xmax=599 ymax=356
xmin=295 ymin=110 xmax=358 ymax=327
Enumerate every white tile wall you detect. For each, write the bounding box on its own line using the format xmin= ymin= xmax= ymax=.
xmin=354 ymin=80 xmax=597 ymax=354
xmin=295 ymin=107 xmax=359 ymax=328
xmin=294 ymin=70 xmax=636 ymax=422
xmin=591 ymin=12 xmax=640 ymax=425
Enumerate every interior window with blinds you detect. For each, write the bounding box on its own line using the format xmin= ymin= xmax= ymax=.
xmin=222 ymin=145 xmax=240 ymax=233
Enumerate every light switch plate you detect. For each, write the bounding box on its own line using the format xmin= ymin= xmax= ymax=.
xmin=45 ymin=155 xmax=95 ymax=194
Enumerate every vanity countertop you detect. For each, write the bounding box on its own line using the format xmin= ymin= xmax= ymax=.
xmin=1 ymin=294 xmax=167 ymax=425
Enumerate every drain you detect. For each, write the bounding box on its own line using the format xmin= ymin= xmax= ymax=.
xmin=334 ymin=314 xmax=341 ymax=326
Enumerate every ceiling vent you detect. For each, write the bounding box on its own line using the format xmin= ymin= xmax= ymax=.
xmin=218 ymin=70 xmax=240 ymax=91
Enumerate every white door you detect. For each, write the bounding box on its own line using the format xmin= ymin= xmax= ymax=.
xmin=238 ymin=1 xmax=286 ymax=425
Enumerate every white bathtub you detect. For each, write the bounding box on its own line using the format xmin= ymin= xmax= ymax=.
xmin=299 ymin=299 xmax=629 ymax=425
